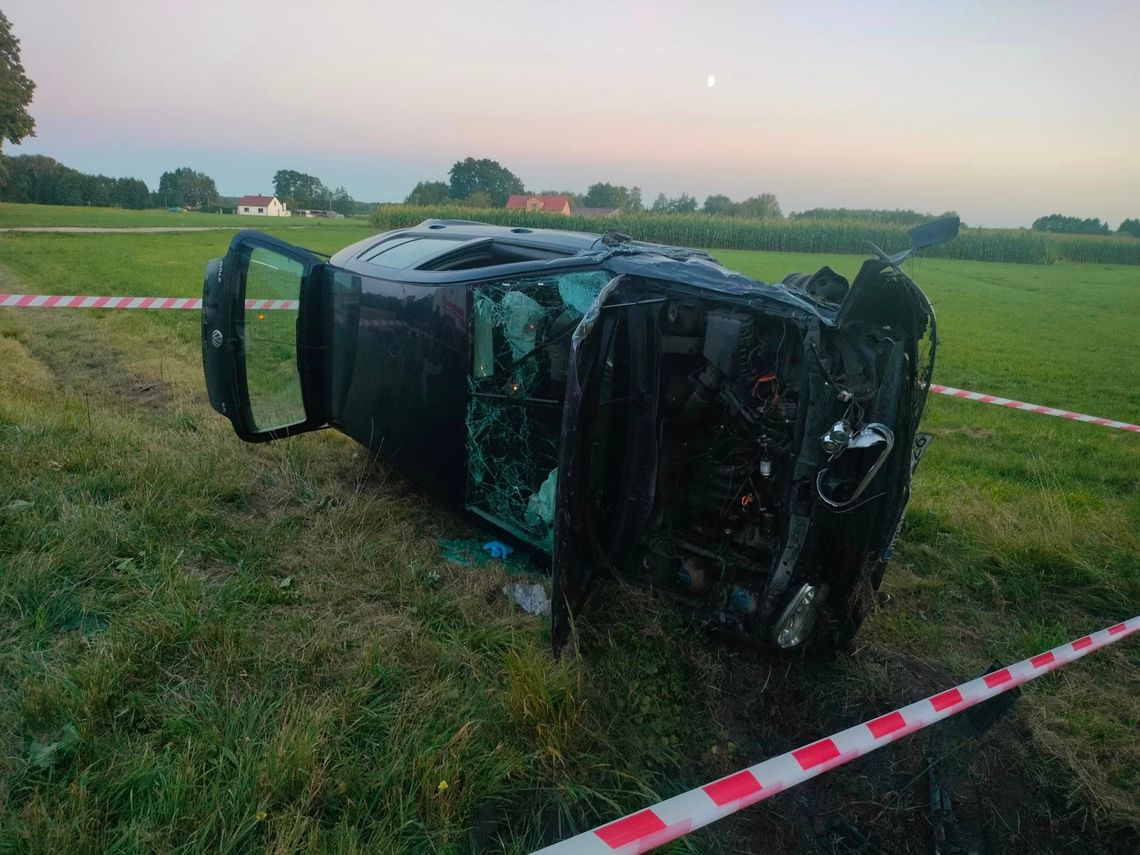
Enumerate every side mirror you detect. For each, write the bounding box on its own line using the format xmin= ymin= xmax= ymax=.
xmin=202 ymin=230 xmax=327 ymax=442
xmin=868 ymin=215 xmax=962 ymax=268
xmin=908 ymin=215 xmax=961 ymax=253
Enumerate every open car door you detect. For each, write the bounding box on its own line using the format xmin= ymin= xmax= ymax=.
xmin=202 ymin=230 xmax=328 ymax=442
xmin=551 ymin=276 xmax=624 ymax=651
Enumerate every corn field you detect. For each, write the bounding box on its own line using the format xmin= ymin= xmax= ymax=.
xmin=1044 ymin=233 xmax=1140 ymax=265
xmin=369 ymin=206 xmax=1140 ymax=266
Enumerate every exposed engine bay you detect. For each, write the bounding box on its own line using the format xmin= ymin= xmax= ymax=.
xmin=468 ymin=260 xmax=935 ymax=653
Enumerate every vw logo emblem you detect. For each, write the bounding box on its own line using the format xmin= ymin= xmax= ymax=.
xmin=211 ymin=329 xmax=224 ymax=348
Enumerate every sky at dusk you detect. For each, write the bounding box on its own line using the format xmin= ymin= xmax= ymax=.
xmin=6 ymin=0 xmax=1140 ymax=227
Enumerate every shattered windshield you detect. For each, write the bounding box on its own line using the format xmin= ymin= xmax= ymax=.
xmin=465 ymin=270 xmax=611 ymax=550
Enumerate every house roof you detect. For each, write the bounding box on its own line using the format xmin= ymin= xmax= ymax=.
xmin=237 ymin=195 xmax=278 ymax=207
xmin=505 ymin=194 xmax=571 ymax=211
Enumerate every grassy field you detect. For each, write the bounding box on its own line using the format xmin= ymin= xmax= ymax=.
xmin=0 ymin=213 xmax=1137 ymax=853
xmin=0 ymin=202 xmax=370 ymax=230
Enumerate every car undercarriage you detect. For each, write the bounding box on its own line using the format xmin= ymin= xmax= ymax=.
xmin=462 ymin=261 xmax=936 ymax=653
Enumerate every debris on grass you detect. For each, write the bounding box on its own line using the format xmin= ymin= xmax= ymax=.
xmin=482 ymin=540 xmax=512 ymax=560
xmin=503 ymin=582 xmax=551 ymax=616
xmin=437 ymin=537 xmax=537 ymax=575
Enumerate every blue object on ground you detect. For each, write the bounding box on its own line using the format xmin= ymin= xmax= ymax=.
xmin=483 ymin=540 xmax=513 ymax=559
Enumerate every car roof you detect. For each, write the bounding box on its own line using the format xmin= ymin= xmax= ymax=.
xmin=402 ymin=219 xmax=604 ymax=251
xmin=330 ymin=219 xmax=604 ymax=266
xmin=322 ymin=219 xmax=841 ymax=318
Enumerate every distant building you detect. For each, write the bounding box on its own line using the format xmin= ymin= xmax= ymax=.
xmin=293 ymin=209 xmax=345 ymax=219
xmin=574 ymin=206 xmax=621 ymax=218
xmin=505 ymin=194 xmax=573 ymax=216
xmin=236 ymin=195 xmax=289 ymax=217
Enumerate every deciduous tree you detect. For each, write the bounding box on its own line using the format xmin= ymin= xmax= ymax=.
xmin=273 ymin=169 xmax=331 ymax=210
xmin=158 ymin=167 xmax=218 ymax=209
xmin=650 ymin=192 xmax=699 ymax=214
xmin=702 ymin=194 xmax=735 ymax=215
xmin=329 ymin=186 xmax=353 ymax=215
xmin=461 ymin=190 xmax=492 ymax=208
xmin=0 ymin=11 xmax=35 ymax=154
xmin=628 ymin=185 xmax=643 ymax=212
xmin=583 ymin=182 xmax=631 ymax=210
xmin=447 ymin=157 xmax=524 ymax=207
xmin=1116 ymin=218 xmax=1140 ymax=238
xmin=405 ymin=180 xmax=450 ymax=205
xmin=735 ymin=193 xmax=782 ymax=219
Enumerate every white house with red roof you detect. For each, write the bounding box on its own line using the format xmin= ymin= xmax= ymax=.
xmin=236 ymin=195 xmax=289 ymax=217
xmin=505 ymin=194 xmax=573 ymax=215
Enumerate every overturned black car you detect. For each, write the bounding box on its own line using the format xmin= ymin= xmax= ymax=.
xmin=202 ymin=217 xmax=956 ymax=654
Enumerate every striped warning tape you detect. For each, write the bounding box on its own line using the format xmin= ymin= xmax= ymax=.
xmin=0 ymin=293 xmax=297 ymax=311
xmin=532 ymin=615 xmax=1139 ymax=854
xmin=929 ymin=384 xmax=1140 ymax=433
xmin=2 ymin=294 xmax=1137 ymax=433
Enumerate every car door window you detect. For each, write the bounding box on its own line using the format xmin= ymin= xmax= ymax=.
xmin=244 ymin=246 xmax=307 ymax=431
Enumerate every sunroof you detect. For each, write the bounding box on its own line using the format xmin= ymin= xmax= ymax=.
xmin=360 ymin=236 xmax=465 ymax=269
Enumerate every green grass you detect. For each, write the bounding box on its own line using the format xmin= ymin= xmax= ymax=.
xmin=0 ymin=313 xmax=713 ymax=853
xmin=0 ymin=218 xmax=1137 ymax=851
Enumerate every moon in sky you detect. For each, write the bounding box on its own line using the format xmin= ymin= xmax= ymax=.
xmin=707 ymin=74 xmax=717 ymax=88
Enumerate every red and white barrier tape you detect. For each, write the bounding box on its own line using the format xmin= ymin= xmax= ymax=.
xmin=0 ymin=293 xmax=297 ymax=311
xmin=533 ymin=615 xmax=1139 ymax=855
xmin=3 ymin=294 xmax=1137 ymax=433
xmin=929 ymin=384 xmax=1140 ymax=433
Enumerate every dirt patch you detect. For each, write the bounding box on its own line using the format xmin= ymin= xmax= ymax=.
xmin=705 ymin=645 xmax=1137 ymax=854
xmin=8 ymin=313 xmax=175 ymax=415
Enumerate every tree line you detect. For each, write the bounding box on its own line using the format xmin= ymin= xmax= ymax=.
xmin=404 ymin=158 xmax=785 ymax=219
xmin=1032 ymin=214 xmax=1140 ymax=237
xmin=403 ymin=158 xmax=1140 ymax=234
xmin=0 ymin=155 xmax=151 ymax=208
xmin=0 ymin=156 xmax=219 ymax=210
xmin=0 ymin=153 xmax=366 ymax=216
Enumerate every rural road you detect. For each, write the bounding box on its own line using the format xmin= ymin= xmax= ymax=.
xmin=0 ymin=226 xmax=241 ymax=233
